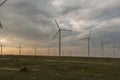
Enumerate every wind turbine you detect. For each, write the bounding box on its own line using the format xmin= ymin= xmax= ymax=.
xmin=0 ymin=0 xmax=8 ymax=55
xmin=53 ymin=19 xmax=72 ymax=56
xmin=17 ymin=43 xmax=22 ymax=55
xmin=98 ymin=39 xmax=105 ymax=57
xmin=0 ymin=0 xmax=8 ymax=29
xmin=53 ymin=48 xmax=56 ymax=56
xmin=80 ymin=29 xmax=95 ymax=57
xmin=33 ymin=47 xmax=37 ymax=56
xmin=0 ymin=42 xmax=4 ymax=55
xmin=112 ymin=41 xmax=116 ymax=58
xmin=62 ymin=50 xmax=64 ymax=56
xmin=48 ymin=46 xmax=50 ymax=56
xmin=112 ymin=41 xmax=120 ymax=58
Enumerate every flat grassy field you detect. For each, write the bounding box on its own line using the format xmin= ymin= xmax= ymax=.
xmin=0 ymin=55 xmax=120 ymax=80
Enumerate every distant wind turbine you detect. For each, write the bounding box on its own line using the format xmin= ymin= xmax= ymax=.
xmin=62 ymin=50 xmax=64 ymax=56
xmin=80 ymin=29 xmax=95 ymax=57
xmin=33 ymin=47 xmax=37 ymax=56
xmin=17 ymin=43 xmax=22 ymax=55
xmin=48 ymin=46 xmax=50 ymax=56
xmin=0 ymin=42 xmax=4 ymax=55
xmin=98 ymin=39 xmax=105 ymax=57
xmin=112 ymin=41 xmax=119 ymax=58
xmin=53 ymin=19 xmax=72 ymax=56
xmin=53 ymin=48 xmax=56 ymax=56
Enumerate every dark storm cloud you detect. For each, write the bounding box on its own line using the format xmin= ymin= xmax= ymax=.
xmin=0 ymin=0 xmax=120 ymax=49
xmin=0 ymin=0 xmax=57 ymax=44
xmin=9 ymin=0 xmax=58 ymax=18
xmin=60 ymin=0 xmax=83 ymax=15
xmin=88 ymin=0 xmax=120 ymax=21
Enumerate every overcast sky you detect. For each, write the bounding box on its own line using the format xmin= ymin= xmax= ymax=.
xmin=0 ymin=0 xmax=120 ymax=57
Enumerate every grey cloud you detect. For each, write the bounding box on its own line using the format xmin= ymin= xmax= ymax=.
xmin=87 ymin=0 xmax=120 ymax=21
xmin=0 ymin=0 xmax=120 ymax=50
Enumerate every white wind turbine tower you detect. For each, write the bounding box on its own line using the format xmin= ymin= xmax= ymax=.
xmin=53 ymin=19 xmax=72 ymax=56
xmin=80 ymin=29 xmax=95 ymax=57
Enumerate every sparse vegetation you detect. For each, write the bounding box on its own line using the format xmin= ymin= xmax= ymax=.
xmin=0 ymin=55 xmax=120 ymax=80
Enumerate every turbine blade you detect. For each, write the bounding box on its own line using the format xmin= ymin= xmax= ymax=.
xmin=116 ymin=47 xmax=120 ymax=49
xmin=52 ymin=30 xmax=59 ymax=39
xmin=0 ymin=20 xmax=2 ymax=29
xmin=90 ymin=38 xmax=95 ymax=44
xmin=80 ymin=38 xmax=88 ymax=40
xmin=89 ymin=29 xmax=92 ymax=38
xmin=55 ymin=19 xmax=60 ymax=29
xmin=61 ymin=29 xmax=72 ymax=31
xmin=0 ymin=0 xmax=7 ymax=7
